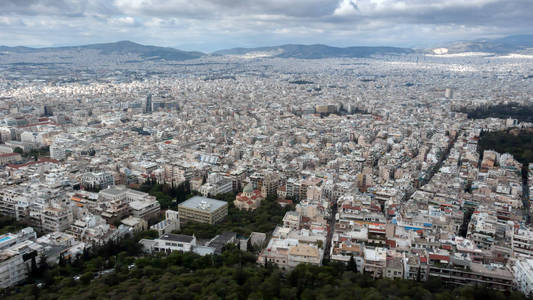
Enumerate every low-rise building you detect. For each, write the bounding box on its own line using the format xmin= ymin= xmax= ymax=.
xmin=129 ymin=199 xmax=160 ymax=220
xmin=234 ymin=183 xmax=264 ymax=211
xmin=150 ymin=210 xmax=180 ymax=236
xmin=0 ymin=153 xmax=21 ymax=165
xmin=142 ymin=233 xmax=197 ymax=254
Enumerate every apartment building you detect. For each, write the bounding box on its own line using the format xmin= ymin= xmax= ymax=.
xmin=514 ymin=258 xmax=533 ymax=296
xmin=41 ymin=204 xmax=73 ymax=233
xmin=178 ymin=196 xmax=228 ymax=224
xmin=129 ymin=199 xmax=160 ymax=220
xmin=0 ymin=153 xmax=21 ymax=165
xmin=0 ymin=251 xmax=26 ymax=289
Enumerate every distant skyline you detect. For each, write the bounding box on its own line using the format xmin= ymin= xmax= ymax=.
xmin=1 ymin=0 xmax=532 ymax=52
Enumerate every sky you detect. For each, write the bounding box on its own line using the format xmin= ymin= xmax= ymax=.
xmin=0 ymin=0 xmax=532 ymax=52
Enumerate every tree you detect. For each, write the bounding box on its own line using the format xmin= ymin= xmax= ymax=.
xmin=246 ymin=238 xmax=254 ymax=253
xmin=38 ymin=252 xmax=49 ymax=274
xmin=347 ymin=255 xmax=358 ymax=273
xmin=58 ymin=253 xmax=66 ymax=267
xmin=13 ymin=147 xmax=23 ymax=155
xmin=80 ymin=272 xmax=93 ymax=285
xmin=30 ymin=255 xmax=38 ymax=277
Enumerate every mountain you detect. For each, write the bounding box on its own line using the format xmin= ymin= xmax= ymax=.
xmin=2 ymin=35 xmax=531 ymax=61
xmin=433 ymin=34 xmax=533 ymax=54
xmin=213 ymin=44 xmax=414 ymax=59
xmin=0 ymin=41 xmax=205 ymax=61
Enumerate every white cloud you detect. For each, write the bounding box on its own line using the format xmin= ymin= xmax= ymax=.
xmin=334 ymin=0 xmax=358 ymax=16
xmin=108 ymin=16 xmax=137 ymax=26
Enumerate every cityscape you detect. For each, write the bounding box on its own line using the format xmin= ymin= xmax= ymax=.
xmin=1 ymin=0 xmax=533 ymax=299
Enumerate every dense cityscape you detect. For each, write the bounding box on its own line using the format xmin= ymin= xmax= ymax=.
xmin=1 ymin=0 xmax=533 ymax=296
xmin=0 ymin=41 xmax=532 ymax=298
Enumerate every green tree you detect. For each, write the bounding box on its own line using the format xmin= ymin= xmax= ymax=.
xmin=347 ymin=255 xmax=358 ymax=273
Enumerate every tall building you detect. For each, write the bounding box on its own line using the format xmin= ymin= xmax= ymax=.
xmin=144 ymin=94 xmax=152 ymax=113
xmin=445 ymin=88 xmax=453 ymax=99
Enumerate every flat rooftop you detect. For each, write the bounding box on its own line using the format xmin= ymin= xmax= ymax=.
xmin=178 ymin=196 xmax=227 ymax=213
xmin=159 ymin=233 xmax=194 ymax=243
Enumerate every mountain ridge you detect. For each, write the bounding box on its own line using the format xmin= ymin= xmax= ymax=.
xmin=1 ymin=34 xmax=533 ymax=60
xmin=0 ymin=41 xmax=205 ymax=61
xmin=432 ymin=34 xmax=533 ymax=54
xmin=212 ymin=44 xmax=414 ymax=58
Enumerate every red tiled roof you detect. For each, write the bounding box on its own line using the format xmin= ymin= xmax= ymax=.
xmin=342 ymin=204 xmax=361 ymax=210
xmin=429 ymin=254 xmax=449 ymax=262
xmin=441 ymin=244 xmax=452 ymax=250
xmin=278 ymin=199 xmax=293 ymax=204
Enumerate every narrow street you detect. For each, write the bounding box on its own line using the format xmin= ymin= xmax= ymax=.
xmin=324 ymin=198 xmax=338 ymax=261
xmin=522 ymin=170 xmax=530 ymax=224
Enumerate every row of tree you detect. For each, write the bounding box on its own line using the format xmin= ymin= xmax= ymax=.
xmin=457 ymin=103 xmax=533 ymax=123
xmin=3 ymin=243 xmax=528 ymax=300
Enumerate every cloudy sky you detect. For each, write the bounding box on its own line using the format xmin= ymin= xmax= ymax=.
xmin=0 ymin=0 xmax=532 ymax=52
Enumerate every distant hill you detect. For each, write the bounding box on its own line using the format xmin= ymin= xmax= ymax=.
xmin=432 ymin=34 xmax=533 ymax=54
xmin=0 ymin=41 xmax=205 ymax=61
xmin=213 ymin=44 xmax=414 ymax=59
xmin=2 ymin=35 xmax=532 ymax=61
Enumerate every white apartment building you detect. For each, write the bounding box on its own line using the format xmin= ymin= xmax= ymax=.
xmin=513 ymin=229 xmax=533 ymax=257
xmin=514 ymin=258 xmax=533 ymax=296
xmin=80 ymin=171 xmax=114 ymax=190
xmin=41 ymin=204 xmax=73 ymax=233
xmin=0 ymin=251 xmax=26 ymax=289
xmin=129 ymin=199 xmax=160 ymax=220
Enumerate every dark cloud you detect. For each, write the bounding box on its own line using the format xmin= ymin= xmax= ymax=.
xmin=0 ymin=0 xmax=117 ymax=17
xmin=113 ymin=0 xmax=339 ymax=18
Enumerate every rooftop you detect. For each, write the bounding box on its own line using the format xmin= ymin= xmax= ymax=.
xmin=159 ymin=233 xmax=194 ymax=243
xmin=178 ymin=196 xmax=227 ymax=213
